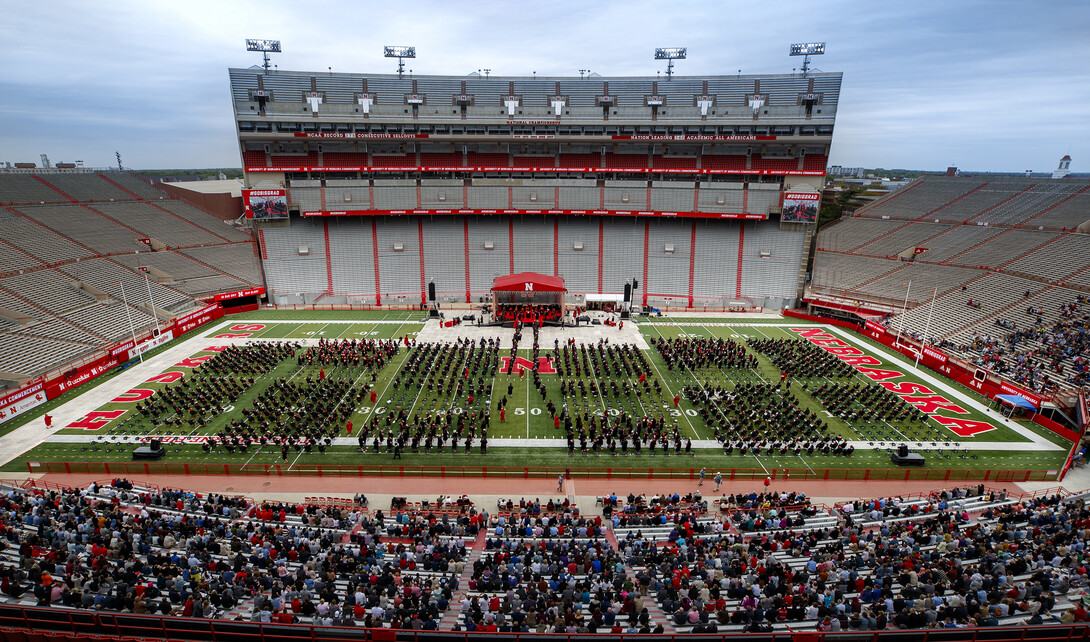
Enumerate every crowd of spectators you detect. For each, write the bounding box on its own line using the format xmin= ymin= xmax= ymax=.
xmin=1 ymin=478 xmax=1088 ymax=635
xmin=945 ymin=298 xmax=1088 ymax=393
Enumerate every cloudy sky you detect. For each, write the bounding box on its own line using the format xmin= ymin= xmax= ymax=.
xmin=2 ymin=0 xmax=1088 ymax=172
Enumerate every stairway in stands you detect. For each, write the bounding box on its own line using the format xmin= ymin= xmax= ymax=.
xmin=438 ymin=529 xmax=487 ymax=629
xmin=608 ymin=527 xmax=676 ymax=633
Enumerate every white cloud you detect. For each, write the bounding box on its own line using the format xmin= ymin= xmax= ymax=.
xmin=1 ymin=0 xmax=1087 ymax=170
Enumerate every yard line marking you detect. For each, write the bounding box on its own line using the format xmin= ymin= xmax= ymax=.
xmin=526 ymin=349 xmax=531 ymax=439
xmin=361 ymin=322 xmax=409 ymax=436
xmin=644 ymin=322 xmax=700 ymax=439
xmin=797 ymin=453 xmax=816 ymax=476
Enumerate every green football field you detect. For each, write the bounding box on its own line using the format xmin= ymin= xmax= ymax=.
xmin=7 ymin=311 xmax=1071 ymax=475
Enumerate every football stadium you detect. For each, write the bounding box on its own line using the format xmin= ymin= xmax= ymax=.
xmin=0 ymin=23 xmax=1088 ymax=641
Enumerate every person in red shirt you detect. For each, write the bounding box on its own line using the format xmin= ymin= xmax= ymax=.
xmin=500 ymin=408 xmax=505 ymax=422
xmin=345 ymin=420 xmax=353 ymax=435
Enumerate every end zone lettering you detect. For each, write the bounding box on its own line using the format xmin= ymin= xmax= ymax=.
xmin=68 ymin=410 xmax=126 ymax=430
xmin=789 ymin=327 xmax=989 ymax=434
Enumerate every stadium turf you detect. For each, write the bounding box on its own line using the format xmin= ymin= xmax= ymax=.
xmin=7 ymin=313 xmax=1070 ymax=475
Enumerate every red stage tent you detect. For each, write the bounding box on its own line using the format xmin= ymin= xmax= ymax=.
xmin=491 ymin=272 xmax=566 ymax=292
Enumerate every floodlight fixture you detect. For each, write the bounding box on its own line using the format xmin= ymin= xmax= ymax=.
xmin=789 ymin=42 xmax=825 ymax=76
xmin=654 ymin=47 xmax=687 ymax=80
xmin=384 ymin=46 xmax=416 ymax=79
xmin=246 ymin=39 xmax=282 ymax=72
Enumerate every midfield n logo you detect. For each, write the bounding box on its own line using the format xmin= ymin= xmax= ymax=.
xmin=498 ymin=356 xmax=556 ymax=374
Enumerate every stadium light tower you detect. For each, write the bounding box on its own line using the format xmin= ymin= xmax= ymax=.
xmin=246 ymin=38 xmax=282 ymax=73
xmin=654 ymin=47 xmax=687 ymax=80
xmin=789 ymin=42 xmax=825 ymax=77
xmin=384 ymin=46 xmax=416 ymax=79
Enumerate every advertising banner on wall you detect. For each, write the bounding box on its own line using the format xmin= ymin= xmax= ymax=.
xmin=173 ymin=304 xmax=223 ymax=336
xmin=243 ymin=189 xmax=288 ymax=219
xmin=213 ymin=287 xmax=265 ymax=302
xmin=246 ymin=165 xmax=824 ymax=176
xmin=781 ymin=192 xmax=820 ymax=223
xmin=0 ymin=383 xmax=46 ymax=424
xmin=299 ymin=208 xmax=768 ymax=221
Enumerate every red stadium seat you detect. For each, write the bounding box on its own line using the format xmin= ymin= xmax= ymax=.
xmin=322 ymin=152 xmax=367 ymax=167
xmin=371 ymin=155 xmax=413 ymax=167
xmin=512 ymin=155 xmax=554 ymax=168
xmin=605 ymin=153 xmax=649 ymax=169
xmin=700 ymin=154 xmax=747 ymax=170
xmin=466 ymin=152 xmax=509 ymax=167
xmin=420 ymin=152 xmax=462 ymax=166
xmin=242 ymin=150 xmax=267 ymax=168
xmin=558 ymin=153 xmax=601 ymax=168
xmin=652 ymin=155 xmax=697 ymax=169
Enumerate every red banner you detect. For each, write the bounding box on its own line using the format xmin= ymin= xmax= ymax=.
xmin=110 ymin=340 xmax=136 ymax=358
xmin=292 ymin=133 xmax=428 ymax=139
xmin=300 ymin=208 xmax=767 ymax=221
xmin=286 ymin=133 xmax=779 ymax=142
xmin=864 ymin=319 xmax=887 ymax=336
xmin=172 ymin=304 xmax=223 ymax=336
xmin=213 ymin=287 xmax=265 ymax=302
xmin=921 ymin=346 xmax=948 ymax=365
xmin=246 ymin=165 xmax=824 ymax=176
xmin=45 ymin=355 xmax=120 ymax=400
xmin=612 ymin=135 xmax=777 ymax=141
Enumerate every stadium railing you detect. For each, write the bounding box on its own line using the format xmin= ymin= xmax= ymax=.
xmin=26 ymin=460 xmax=1063 ymax=482
xmin=0 ymin=602 xmax=1087 ymax=642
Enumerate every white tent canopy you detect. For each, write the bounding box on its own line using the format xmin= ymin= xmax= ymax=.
xmin=583 ymin=293 xmax=625 ymax=303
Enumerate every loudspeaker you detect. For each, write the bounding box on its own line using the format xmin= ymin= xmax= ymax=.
xmin=429 ymin=309 xmax=440 ymax=318
xmin=150 ymin=438 xmax=162 ymax=451
xmin=428 ymin=282 xmax=436 ymax=302
xmin=620 ymin=311 xmax=630 ymax=319
xmin=632 ymin=279 xmax=639 ymax=291
xmin=623 ymin=284 xmax=632 ymax=302
xmin=897 ymin=444 xmax=909 ymax=458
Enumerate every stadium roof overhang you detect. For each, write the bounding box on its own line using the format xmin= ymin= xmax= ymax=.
xmin=492 ymin=272 xmax=565 ymax=292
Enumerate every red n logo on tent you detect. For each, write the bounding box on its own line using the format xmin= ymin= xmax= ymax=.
xmin=499 ymin=356 xmax=556 ymax=374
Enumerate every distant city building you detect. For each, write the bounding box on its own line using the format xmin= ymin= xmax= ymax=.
xmin=829 ymin=165 xmax=864 ymax=178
